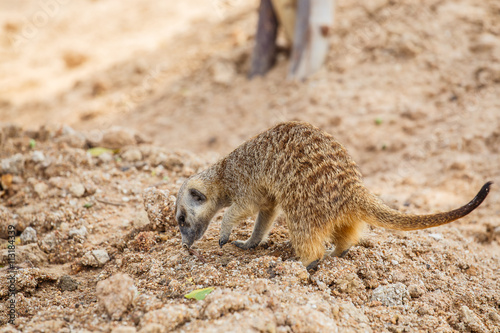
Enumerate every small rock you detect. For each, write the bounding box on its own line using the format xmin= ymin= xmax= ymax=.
xmin=98 ymin=152 xmax=114 ymax=163
xmin=96 ymin=273 xmax=137 ymax=319
xmin=408 ymin=284 xmax=425 ymax=298
xmin=34 ymin=182 xmax=49 ymax=198
xmin=58 ymin=275 xmax=78 ymax=292
xmin=85 ymin=129 xmax=104 ymax=147
xmin=69 ymin=226 xmax=88 ymax=240
xmin=141 ymin=304 xmax=194 ymax=331
xmin=133 ymin=210 xmax=150 ymax=228
xmin=337 ymin=301 xmax=372 ymax=332
xmin=69 ymin=183 xmax=86 ymax=197
xmin=39 ymin=233 xmax=57 ymax=252
xmin=286 ymin=305 xmax=338 ymax=333
xmin=428 ymin=233 xmax=443 ymax=241
xmin=460 ymin=305 xmax=488 ymax=333
xmin=142 ymin=188 xmax=176 ymax=230
xmin=122 ymin=148 xmax=143 ymax=162
xmin=31 ymin=151 xmax=46 ymax=163
xmin=82 ymin=249 xmax=110 ymax=267
xmin=371 ymin=283 xmax=410 ymax=307
xmin=489 ymin=311 xmax=500 ymax=324
xmin=101 ymin=128 xmax=136 ymax=149
xmin=56 ymin=126 xmax=86 ymax=148
xmin=336 ymin=273 xmax=365 ymax=294
xmin=0 ymin=153 xmax=25 ymax=174
xmin=20 ymin=227 xmax=37 ymax=244
xmin=391 ymin=260 xmax=399 ymax=265
xmin=111 ymin=326 xmax=137 ymax=333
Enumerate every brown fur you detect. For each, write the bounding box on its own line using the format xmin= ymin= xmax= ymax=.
xmin=175 ymin=121 xmax=492 ymax=269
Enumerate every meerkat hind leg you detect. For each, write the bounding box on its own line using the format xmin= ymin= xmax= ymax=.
xmin=287 ymin=218 xmax=326 ymax=271
xmin=330 ymin=220 xmax=365 ymax=257
xmin=233 ymin=206 xmax=277 ymax=250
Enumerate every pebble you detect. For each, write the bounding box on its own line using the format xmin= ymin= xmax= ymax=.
xmin=428 ymin=233 xmax=443 ymax=241
xmin=96 ymin=273 xmax=137 ymax=319
xmin=101 ymin=128 xmax=136 ymax=149
xmin=99 ymin=152 xmax=114 ymax=163
xmin=0 ymin=153 xmax=25 ymax=174
xmin=34 ymin=182 xmax=49 ymax=198
xmin=460 ymin=305 xmax=488 ymax=333
xmin=58 ymin=275 xmax=79 ymax=292
xmin=408 ymin=284 xmax=425 ymax=298
xmin=286 ymin=305 xmax=338 ymax=332
xmin=69 ymin=183 xmax=86 ymax=197
xmin=31 ymin=151 xmax=46 ymax=163
xmin=141 ymin=304 xmax=194 ymax=331
xmin=133 ymin=210 xmax=150 ymax=228
xmin=20 ymin=227 xmax=37 ymax=244
xmin=69 ymin=226 xmax=88 ymax=240
xmin=81 ymin=249 xmax=110 ymax=267
xmin=39 ymin=233 xmax=57 ymax=252
xmin=371 ymin=283 xmax=410 ymax=307
xmin=122 ymin=148 xmax=142 ymax=162
xmin=57 ymin=128 xmax=87 ymax=148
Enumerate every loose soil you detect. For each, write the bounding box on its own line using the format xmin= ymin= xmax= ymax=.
xmin=0 ymin=0 xmax=499 ymax=332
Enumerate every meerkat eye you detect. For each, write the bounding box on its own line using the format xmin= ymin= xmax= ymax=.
xmin=189 ymin=189 xmax=207 ymax=203
xmin=178 ymin=214 xmax=186 ymax=226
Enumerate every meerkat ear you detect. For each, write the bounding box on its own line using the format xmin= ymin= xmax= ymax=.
xmin=189 ymin=189 xmax=207 ymax=203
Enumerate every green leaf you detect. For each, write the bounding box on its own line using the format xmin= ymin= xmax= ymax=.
xmin=83 ymin=202 xmax=94 ymax=208
xmin=29 ymin=138 xmax=36 ymax=149
xmin=87 ymin=147 xmax=115 ymax=157
xmin=184 ymin=287 xmax=214 ymax=300
xmin=375 ymin=117 xmax=383 ymax=125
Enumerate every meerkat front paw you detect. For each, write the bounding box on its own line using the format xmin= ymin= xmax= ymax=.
xmin=232 ymin=240 xmax=259 ymax=250
xmin=306 ymin=259 xmax=319 ymax=272
xmin=219 ymin=236 xmax=229 ymax=248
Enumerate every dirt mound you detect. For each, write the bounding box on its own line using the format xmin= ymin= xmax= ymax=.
xmin=1 ymin=0 xmax=499 ymax=331
xmin=0 ymin=124 xmax=499 ymax=332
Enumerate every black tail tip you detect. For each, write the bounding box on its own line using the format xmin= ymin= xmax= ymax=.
xmin=482 ymin=181 xmax=493 ymax=193
xmin=475 ymin=181 xmax=493 ymax=203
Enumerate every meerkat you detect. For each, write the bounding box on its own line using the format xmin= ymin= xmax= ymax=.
xmin=175 ymin=121 xmax=492 ymax=270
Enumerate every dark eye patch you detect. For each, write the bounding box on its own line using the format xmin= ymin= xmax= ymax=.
xmin=177 ymin=211 xmax=186 ymax=226
xmin=189 ymin=189 xmax=207 ymax=203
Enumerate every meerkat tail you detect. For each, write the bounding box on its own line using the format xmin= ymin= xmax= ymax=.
xmin=361 ymin=181 xmax=492 ymax=231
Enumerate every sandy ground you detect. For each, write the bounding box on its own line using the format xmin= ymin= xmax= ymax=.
xmin=1 ymin=0 xmax=500 ymax=332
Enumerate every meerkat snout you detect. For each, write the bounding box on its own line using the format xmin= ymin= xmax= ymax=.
xmin=175 ymin=176 xmax=225 ymax=248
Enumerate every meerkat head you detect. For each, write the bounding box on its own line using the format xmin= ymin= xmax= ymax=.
xmin=175 ymin=175 xmax=221 ymax=248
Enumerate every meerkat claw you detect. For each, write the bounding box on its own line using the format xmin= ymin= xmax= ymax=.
xmin=232 ymin=240 xmax=257 ymax=250
xmin=340 ymin=249 xmax=350 ymax=258
xmin=306 ymin=260 xmax=319 ymax=272
xmin=219 ymin=237 xmax=228 ymax=248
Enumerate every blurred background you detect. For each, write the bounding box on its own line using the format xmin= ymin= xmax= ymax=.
xmin=0 ymin=0 xmax=499 ymax=197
